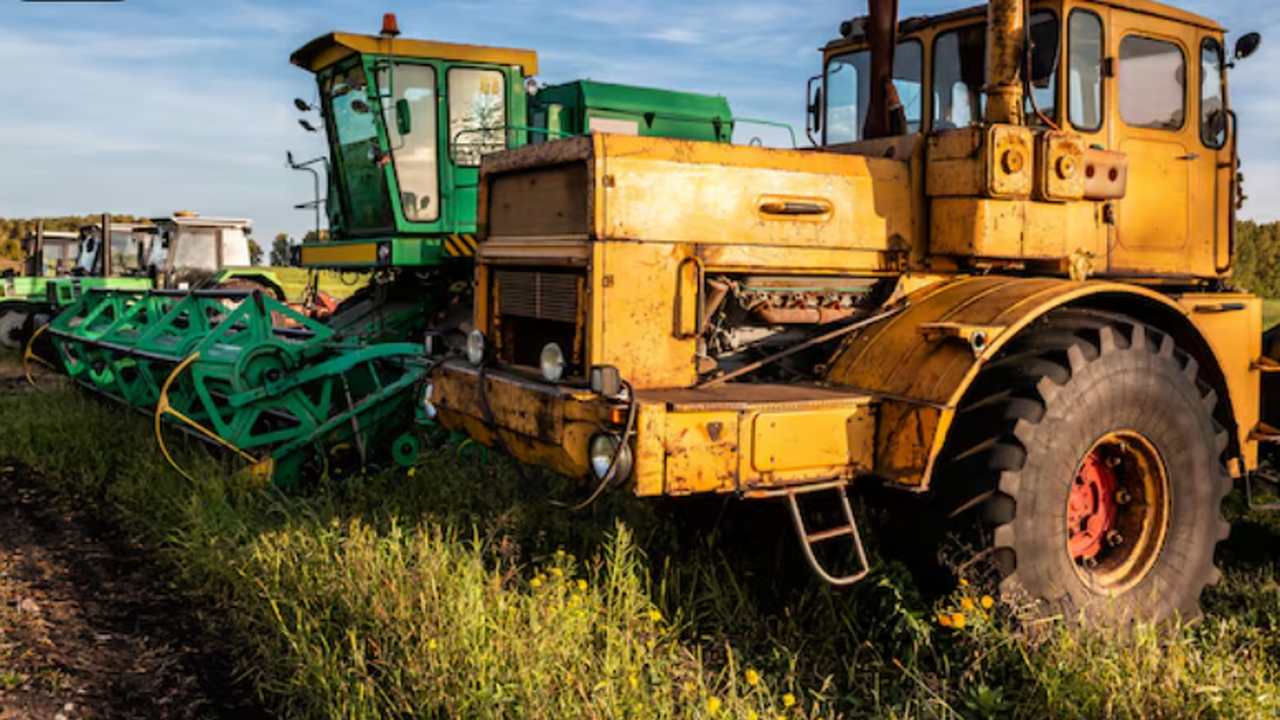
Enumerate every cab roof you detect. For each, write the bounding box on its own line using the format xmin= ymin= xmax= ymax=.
xmin=826 ymin=0 xmax=1222 ymax=52
xmin=291 ymin=32 xmax=539 ymax=76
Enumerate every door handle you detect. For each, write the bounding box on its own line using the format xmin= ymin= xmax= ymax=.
xmin=1177 ymin=153 xmax=1200 ymax=161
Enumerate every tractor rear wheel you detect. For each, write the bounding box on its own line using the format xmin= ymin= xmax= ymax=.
xmin=0 ymin=309 xmax=28 ymax=350
xmin=936 ymin=310 xmax=1231 ymax=622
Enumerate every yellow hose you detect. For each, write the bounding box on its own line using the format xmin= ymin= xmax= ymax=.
xmin=22 ymin=323 xmax=55 ymax=387
xmin=155 ymin=352 xmax=271 ymax=482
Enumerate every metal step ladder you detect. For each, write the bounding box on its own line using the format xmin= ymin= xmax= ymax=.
xmin=768 ymin=481 xmax=871 ymax=586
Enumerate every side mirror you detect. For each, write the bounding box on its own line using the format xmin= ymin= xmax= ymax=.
xmin=396 ymin=98 xmax=412 ymax=136
xmin=806 ymin=74 xmax=824 ymax=142
xmin=1236 ymin=32 xmax=1262 ymax=61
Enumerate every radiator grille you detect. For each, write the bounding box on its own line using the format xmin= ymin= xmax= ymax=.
xmin=496 ymin=270 xmax=579 ymax=324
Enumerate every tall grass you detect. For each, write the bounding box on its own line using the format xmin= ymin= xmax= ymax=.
xmin=2 ymin=387 xmax=1279 ymax=718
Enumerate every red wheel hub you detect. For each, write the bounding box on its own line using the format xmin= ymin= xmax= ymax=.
xmin=1067 ymin=451 xmax=1119 ymax=560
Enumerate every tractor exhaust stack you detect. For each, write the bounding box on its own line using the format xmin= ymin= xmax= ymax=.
xmin=985 ymin=0 xmax=1025 ymax=124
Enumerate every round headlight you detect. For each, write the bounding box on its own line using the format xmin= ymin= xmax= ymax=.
xmin=540 ymin=342 xmax=565 ymax=383
xmin=420 ymin=381 xmax=437 ymax=420
xmin=466 ymin=330 xmax=486 ymax=365
xmin=589 ymin=433 xmax=633 ymax=483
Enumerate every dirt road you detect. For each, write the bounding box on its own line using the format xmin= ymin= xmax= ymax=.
xmin=0 ymin=359 xmax=266 ymax=719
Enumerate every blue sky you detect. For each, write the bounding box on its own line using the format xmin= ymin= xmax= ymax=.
xmin=0 ymin=0 xmax=1276 ymax=242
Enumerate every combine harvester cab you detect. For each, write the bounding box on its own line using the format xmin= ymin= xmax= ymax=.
xmin=430 ymin=0 xmax=1271 ymax=621
xmin=44 ymin=14 xmax=741 ymax=486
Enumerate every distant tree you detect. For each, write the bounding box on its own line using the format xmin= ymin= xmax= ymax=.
xmin=270 ymin=233 xmax=292 ymax=266
xmin=247 ymin=238 xmax=264 ymax=266
xmin=301 ymin=229 xmax=329 ymax=244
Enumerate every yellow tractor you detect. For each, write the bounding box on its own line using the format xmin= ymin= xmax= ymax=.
xmin=427 ymin=0 xmax=1265 ymax=621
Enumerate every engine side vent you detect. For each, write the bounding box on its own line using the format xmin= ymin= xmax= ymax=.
xmin=496 ymin=269 xmax=579 ymax=324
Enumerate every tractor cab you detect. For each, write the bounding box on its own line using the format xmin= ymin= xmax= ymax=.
xmin=141 ymin=214 xmax=253 ymax=288
xmin=289 ymin=15 xmax=735 ymax=270
xmin=21 ymin=231 xmax=80 ymax=277
xmin=290 ymin=19 xmax=539 ymax=269
xmin=808 ymin=0 xmax=1258 ymax=281
xmin=73 ymin=222 xmax=154 ymax=278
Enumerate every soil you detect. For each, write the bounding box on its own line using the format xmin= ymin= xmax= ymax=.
xmin=0 ymin=359 xmax=269 ymax=719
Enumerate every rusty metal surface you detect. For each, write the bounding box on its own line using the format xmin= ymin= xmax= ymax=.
xmin=637 ymin=382 xmax=872 ymax=411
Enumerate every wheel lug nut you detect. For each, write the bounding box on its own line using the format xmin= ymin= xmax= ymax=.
xmin=1106 ymin=529 xmax=1124 ymax=547
xmin=1115 ymin=489 xmax=1132 ymax=505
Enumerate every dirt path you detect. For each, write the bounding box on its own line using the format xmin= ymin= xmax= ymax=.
xmin=0 ymin=359 xmax=268 ymax=719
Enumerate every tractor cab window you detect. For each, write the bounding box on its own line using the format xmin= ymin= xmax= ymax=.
xmin=170 ymin=228 xmax=220 ymax=271
xmin=825 ymin=40 xmax=923 ymax=144
xmin=934 ymin=12 xmax=1059 ymax=129
xmin=1120 ymin=36 xmax=1186 ymax=130
xmin=1201 ymin=39 xmax=1226 ymax=147
xmin=1069 ymin=11 xmax=1105 ymax=132
xmin=322 ymin=64 xmax=395 ymax=232
xmin=449 ymin=68 xmax=508 ymax=167
xmin=376 ymin=63 xmax=440 ymax=222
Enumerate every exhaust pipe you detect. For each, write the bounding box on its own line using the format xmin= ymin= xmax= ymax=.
xmin=863 ymin=0 xmax=902 ymax=139
xmin=985 ymin=0 xmax=1026 ymax=124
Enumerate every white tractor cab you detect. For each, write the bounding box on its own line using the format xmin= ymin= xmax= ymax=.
xmin=140 ymin=214 xmax=254 ymax=288
xmin=74 ymin=222 xmax=155 ymax=277
xmin=22 ymin=230 xmax=81 ymax=276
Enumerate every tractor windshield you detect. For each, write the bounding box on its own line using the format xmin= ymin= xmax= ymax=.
xmin=322 ymin=64 xmax=396 ymax=233
xmin=825 ymin=41 xmax=923 ymax=144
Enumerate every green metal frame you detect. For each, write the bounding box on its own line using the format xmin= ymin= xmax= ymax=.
xmin=49 ymin=288 xmax=427 ymax=486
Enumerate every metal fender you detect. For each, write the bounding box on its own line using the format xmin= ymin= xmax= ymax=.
xmin=824 ymin=275 xmax=1254 ymax=488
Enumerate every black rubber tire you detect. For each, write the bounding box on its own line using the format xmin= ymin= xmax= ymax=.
xmin=934 ymin=309 xmax=1231 ymax=622
xmin=0 ymin=308 xmax=29 ymax=351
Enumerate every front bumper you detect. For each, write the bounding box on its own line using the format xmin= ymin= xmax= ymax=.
xmin=431 ymin=360 xmax=620 ymax=481
xmin=432 ymin=359 xmax=879 ymax=498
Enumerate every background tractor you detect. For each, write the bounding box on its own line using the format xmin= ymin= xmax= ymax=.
xmin=428 ymin=0 xmax=1267 ymax=621
xmin=45 ymin=16 xmax=748 ymax=484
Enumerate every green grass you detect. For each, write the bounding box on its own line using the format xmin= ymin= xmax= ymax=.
xmin=1264 ymin=299 xmax=1280 ymax=332
xmin=1 ymin=388 xmax=1279 ymax=718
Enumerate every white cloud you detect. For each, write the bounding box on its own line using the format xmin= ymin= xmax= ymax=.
xmin=644 ymin=27 xmax=704 ymax=44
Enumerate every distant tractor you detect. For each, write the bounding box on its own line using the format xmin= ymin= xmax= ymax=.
xmin=425 ymin=0 xmax=1271 ymax=622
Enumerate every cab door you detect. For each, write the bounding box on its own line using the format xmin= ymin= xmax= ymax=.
xmin=1196 ymin=34 xmax=1233 ymax=274
xmin=443 ymin=66 xmax=511 ymax=234
xmin=1107 ymin=10 xmax=1202 ymax=275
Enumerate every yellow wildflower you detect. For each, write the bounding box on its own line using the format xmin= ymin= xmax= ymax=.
xmin=407 ymin=466 xmax=417 ymax=477
xmin=951 ymin=613 xmax=967 ymax=629
xmin=745 ymin=668 xmax=760 ymax=687
xmin=748 ymin=712 xmax=758 ymax=720
xmin=707 ymin=697 xmax=722 ymax=715
xmin=782 ymin=693 xmax=796 ymax=708
xmin=648 ymin=609 xmax=663 ymax=622
xmin=960 ymin=597 xmax=975 ymax=611
xmin=530 ymin=578 xmax=542 ymax=589
xmin=938 ymin=613 xmax=953 ymax=627
xmin=551 ymin=567 xmax=564 ymax=578
xmin=577 ymin=579 xmax=588 ymax=591
xmin=556 ymin=548 xmax=566 ymax=558
xmin=981 ymin=595 xmax=995 ymax=609
xmin=427 ymin=638 xmax=437 ymax=650
xmin=959 ymin=578 xmax=970 ymax=587
xmin=629 ymin=675 xmax=639 ymax=689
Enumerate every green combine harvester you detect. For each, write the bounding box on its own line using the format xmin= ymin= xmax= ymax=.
xmin=44 ymin=14 xmax=741 ymax=485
